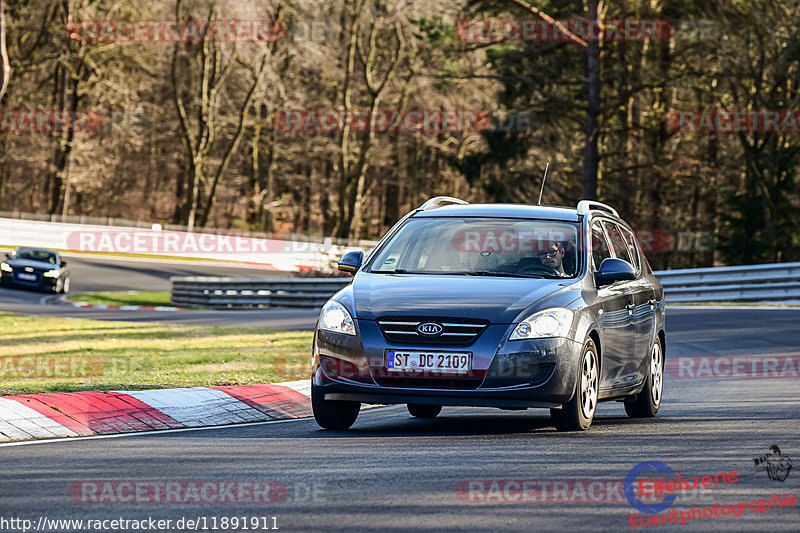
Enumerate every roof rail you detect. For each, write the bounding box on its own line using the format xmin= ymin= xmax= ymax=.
xmin=576 ymin=200 xmax=618 ymax=217
xmin=419 ymin=196 xmax=469 ymax=211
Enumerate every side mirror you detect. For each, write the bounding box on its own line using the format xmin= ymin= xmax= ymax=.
xmin=595 ymin=258 xmax=636 ymax=286
xmin=337 ymin=250 xmax=364 ymax=274
xmin=4 ymin=253 xmax=9 ymax=259
xmin=60 ymin=261 xmax=67 ymax=268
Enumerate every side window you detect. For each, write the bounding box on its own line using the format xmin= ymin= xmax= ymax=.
xmin=591 ymin=221 xmax=612 ymax=270
xmin=603 ymin=221 xmax=634 ymax=265
xmin=621 ymin=228 xmax=641 ymax=271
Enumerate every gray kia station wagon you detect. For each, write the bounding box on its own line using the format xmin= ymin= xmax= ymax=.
xmin=311 ymin=197 xmax=666 ymax=431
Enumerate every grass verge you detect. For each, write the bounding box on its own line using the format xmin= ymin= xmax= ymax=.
xmin=0 ymin=312 xmax=313 ymax=396
xmin=67 ymin=291 xmax=173 ymax=307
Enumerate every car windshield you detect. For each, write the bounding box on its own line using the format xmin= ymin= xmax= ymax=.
xmin=16 ymin=249 xmax=58 ymax=264
xmin=369 ymin=217 xmax=580 ymax=278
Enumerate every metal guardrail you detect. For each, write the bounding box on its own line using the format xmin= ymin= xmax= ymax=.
xmin=170 ymin=277 xmax=351 ymax=309
xmin=171 ymin=262 xmax=800 ymax=310
xmin=654 ymin=262 xmax=800 ymax=302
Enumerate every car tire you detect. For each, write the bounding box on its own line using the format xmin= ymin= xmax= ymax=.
xmin=407 ymin=404 xmax=442 ymax=418
xmin=52 ymin=277 xmax=63 ymax=294
xmin=61 ymin=276 xmax=70 ymax=294
xmin=311 ymin=383 xmax=360 ymax=430
xmin=625 ymin=337 xmax=663 ymax=418
xmin=551 ymin=338 xmax=599 ymax=432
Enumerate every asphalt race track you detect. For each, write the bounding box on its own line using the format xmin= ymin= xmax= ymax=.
xmin=1 ymin=306 xmax=799 ymax=532
xmin=0 ymin=251 xmax=320 ymax=329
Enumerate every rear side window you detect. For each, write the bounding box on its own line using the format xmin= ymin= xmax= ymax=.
xmin=621 ymin=228 xmax=641 ymax=271
xmin=603 ymin=221 xmax=634 ymax=266
xmin=591 ymin=222 xmax=612 ymax=270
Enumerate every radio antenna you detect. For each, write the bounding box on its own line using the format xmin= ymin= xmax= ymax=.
xmin=538 ymin=162 xmax=550 ymax=205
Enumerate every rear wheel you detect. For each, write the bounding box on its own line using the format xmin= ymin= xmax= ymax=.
xmin=625 ymin=337 xmax=663 ymax=418
xmin=407 ymin=404 xmax=442 ymax=418
xmin=61 ymin=276 xmax=70 ymax=294
xmin=551 ymin=338 xmax=599 ymax=432
xmin=311 ymin=384 xmax=360 ymax=429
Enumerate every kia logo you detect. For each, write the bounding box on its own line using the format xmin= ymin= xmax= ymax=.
xmin=417 ymin=322 xmax=444 ymax=336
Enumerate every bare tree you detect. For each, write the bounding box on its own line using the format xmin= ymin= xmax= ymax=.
xmin=171 ymin=0 xmax=281 ymax=229
xmin=582 ymin=0 xmax=600 ymax=200
xmin=335 ymin=0 xmax=406 ymax=238
xmin=0 ymin=0 xmax=10 ymax=103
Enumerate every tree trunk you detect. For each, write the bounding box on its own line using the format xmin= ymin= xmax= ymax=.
xmin=0 ymin=0 xmax=10 ymax=103
xmin=582 ymin=0 xmax=600 ymax=201
xmin=49 ymin=0 xmax=81 ymax=216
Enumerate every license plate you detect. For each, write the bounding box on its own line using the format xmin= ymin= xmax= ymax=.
xmin=386 ymin=351 xmax=472 ymax=374
xmin=16 ymin=273 xmax=37 ymax=281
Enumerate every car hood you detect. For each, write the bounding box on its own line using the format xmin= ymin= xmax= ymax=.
xmin=351 ymin=272 xmax=576 ymax=323
xmin=5 ymin=259 xmax=59 ymax=270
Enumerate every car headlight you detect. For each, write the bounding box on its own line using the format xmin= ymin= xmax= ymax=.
xmin=43 ymin=269 xmax=60 ymax=278
xmin=509 ymin=308 xmax=574 ymax=340
xmin=0 ymin=262 xmax=11 ymax=272
xmin=319 ymin=300 xmax=356 ymax=336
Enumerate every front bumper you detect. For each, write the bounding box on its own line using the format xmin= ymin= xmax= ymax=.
xmin=312 ymin=320 xmax=583 ymax=409
xmin=0 ymin=271 xmax=58 ymax=291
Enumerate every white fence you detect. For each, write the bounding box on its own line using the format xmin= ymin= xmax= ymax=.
xmin=0 ymin=217 xmax=373 ymax=273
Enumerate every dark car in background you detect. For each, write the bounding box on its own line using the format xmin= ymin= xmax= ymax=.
xmin=311 ymin=197 xmax=666 ymax=432
xmin=0 ymin=247 xmax=71 ymax=294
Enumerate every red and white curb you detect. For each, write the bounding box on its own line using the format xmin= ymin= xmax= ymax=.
xmin=50 ymin=296 xmax=184 ymax=312
xmin=0 ymin=380 xmax=311 ymax=441
xmin=66 ymin=302 xmax=184 ymax=312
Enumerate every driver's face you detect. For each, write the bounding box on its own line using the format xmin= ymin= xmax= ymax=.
xmin=539 ymin=244 xmax=564 ymax=269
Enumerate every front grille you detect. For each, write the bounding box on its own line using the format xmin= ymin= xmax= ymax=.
xmin=373 ymin=376 xmax=484 ymax=390
xmin=376 ymin=316 xmax=489 ymax=345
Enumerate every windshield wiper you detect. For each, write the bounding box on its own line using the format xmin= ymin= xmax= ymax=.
xmin=382 ymin=269 xmax=546 ymax=277
xmin=386 ymin=269 xmax=444 ymax=275
xmin=465 ymin=270 xmax=545 ymax=278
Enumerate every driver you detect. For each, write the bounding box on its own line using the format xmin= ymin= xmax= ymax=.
xmin=537 ymin=242 xmax=567 ymax=277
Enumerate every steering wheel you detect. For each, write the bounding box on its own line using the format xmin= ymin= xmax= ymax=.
xmin=517 ymin=263 xmax=561 ymax=276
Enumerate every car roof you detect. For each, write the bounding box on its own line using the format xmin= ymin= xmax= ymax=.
xmin=411 ymin=203 xmax=581 ymax=222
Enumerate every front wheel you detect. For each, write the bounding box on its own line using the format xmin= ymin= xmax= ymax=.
xmin=407 ymin=404 xmax=441 ymax=418
xmin=625 ymin=337 xmax=663 ymax=418
xmin=551 ymin=338 xmax=599 ymax=432
xmin=311 ymin=384 xmax=360 ymax=429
